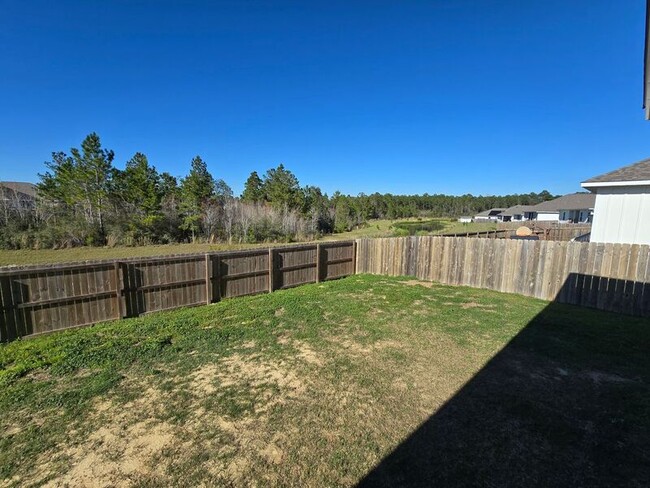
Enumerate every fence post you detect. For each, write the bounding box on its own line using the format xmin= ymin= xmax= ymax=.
xmin=268 ymin=248 xmax=275 ymax=292
xmin=353 ymin=240 xmax=358 ymax=275
xmin=113 ymin=262 xmax=124 ymax=320
xmin=204 ymin=253 xmax=211 ymax=305
xmin=213 ymin=253 xmax=221 ymax=302
xmin=316 ymin=243 xmax=321 ymax=283
xmin=0 ymin=275 xmax=16 ymax=342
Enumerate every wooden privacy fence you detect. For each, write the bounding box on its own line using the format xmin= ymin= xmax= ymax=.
xmin=0 ymin=241 xmax=356 ymax=341
xmin=442 ymin=225 xmax=592 ymax=241
xmin=356 ymin=236 xmax=650 ymax=317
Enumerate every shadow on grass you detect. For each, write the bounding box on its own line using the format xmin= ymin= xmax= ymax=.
xmin=358 ymin=274 xmax=650 ymax=487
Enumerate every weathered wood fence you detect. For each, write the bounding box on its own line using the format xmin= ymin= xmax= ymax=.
xmin=356 ymin=236 xmax=650 ymax=317
xmin=0 ymin=241 xmax=356 ymax=341
xmin=443 ymin=225 xmax=591 ymax=241
xmin=3 ymin=236 xmax=649 ymax=342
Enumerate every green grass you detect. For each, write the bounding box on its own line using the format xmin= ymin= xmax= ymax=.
xmin=0 ymin=275 xmax=649 ymax=486
xmin=320 ymin=219 xmax=404 ymax=240
xmin=322 ymin=218 xmax=498 ymax=241
xmin=0 ymin=242 xmax=273 ymax=267
xmin=435 ymin=219 xmax=497 ymax=235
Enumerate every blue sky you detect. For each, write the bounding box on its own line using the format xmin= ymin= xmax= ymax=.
xmin=1 ymin=0 xmax=648 ymax=196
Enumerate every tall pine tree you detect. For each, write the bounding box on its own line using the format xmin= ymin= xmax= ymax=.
xmin=241 ymin=171 xmax=264 ymax=203
xmin=179 ymin=156 xmax=215 ymax=240
xmin=38 ymin=132 xmax=115 ymax=243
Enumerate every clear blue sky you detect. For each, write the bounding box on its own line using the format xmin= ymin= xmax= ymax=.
xmin=1 ymin=0 xmax=648 ymax=197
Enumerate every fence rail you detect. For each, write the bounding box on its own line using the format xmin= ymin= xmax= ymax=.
xmin=0 ymin=241 xmax=356 ymax=341
xmin=356 ymin=236 xmax=650 ymax=317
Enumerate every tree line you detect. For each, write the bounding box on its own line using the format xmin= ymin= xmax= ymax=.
xmin=0 ymin=133 xmax=556 ymax=249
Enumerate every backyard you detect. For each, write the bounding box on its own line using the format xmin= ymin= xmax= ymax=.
xmin=0 ymin=274 xmax=648 ymax=487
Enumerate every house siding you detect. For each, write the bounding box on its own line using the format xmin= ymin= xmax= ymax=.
xmin=590 ymin=185 xmax=650 ymax=245
xmin=535 ymin=212 xmax=559 ymax=222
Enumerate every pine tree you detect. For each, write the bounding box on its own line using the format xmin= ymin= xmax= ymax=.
xmin=38 ymin=132 xmax=114 ymax=243
xmin=179 ymin=156 xmax=215 ymax=240
xmin=112 ymin=152 xmax=163 ymax=236
xmin=241 ymin=171 xmax=264 ymax=203
xmin=262 ymin=164 xmax=302 ymax=210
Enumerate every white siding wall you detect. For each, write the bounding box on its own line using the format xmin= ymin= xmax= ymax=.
xmin=536 ymin=212 xmax=560 ymax=222
xmin=590 ymin=185 xmax=650 ymax=245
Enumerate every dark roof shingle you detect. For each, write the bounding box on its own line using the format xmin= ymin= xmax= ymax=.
xmin=531 ymin=193 xmax=595 ymax=212
xmin=474 ymin=208 xmax=505 ymax=217
xmin=499 ymin=205 xmax=536 ymax=217
xmin=582 ymin=158 xmax=650 ymax=184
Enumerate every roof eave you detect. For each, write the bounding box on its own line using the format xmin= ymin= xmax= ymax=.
xmin=581 ymin=180 xmax=650 ymax=188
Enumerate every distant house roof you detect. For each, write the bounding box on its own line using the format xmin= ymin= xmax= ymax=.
xmin=581 ymin=158 xmax=650 ymax=188
xmin=474 ymin=208 xmax=505 ymax=217
xmin=531 ymin=193 xmax=596 ymax=213
xmin=0 ymin=182 xmax=37 ymax=200
xmin=499 ymin=205 xmax=537 ymax=217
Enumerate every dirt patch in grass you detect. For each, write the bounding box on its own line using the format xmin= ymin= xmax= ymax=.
xmin=400 ymin=279 xmax=435 ymax=288
xmin=217 ymin=353 xmax=306 ymax=398
xmin=190 ymin=363 xmax=219 ymax=395
xmin=291 ymin=340 xmax=324 ymax=366
xmin=45 ymin=420 xmax=175 ymax=487
xmin=461 ymin=301 xmax=497 ymax=310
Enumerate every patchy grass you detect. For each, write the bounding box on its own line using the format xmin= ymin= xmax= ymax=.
xmin=435 ymin=219 xmax=497 ymax=235
xmin=0 ymin=275 xmax=648 ymax=487
xmin=320 ymin=219 xmax=408 ymax=240
xmin=322 ymin=218 xmax=497 ymax=241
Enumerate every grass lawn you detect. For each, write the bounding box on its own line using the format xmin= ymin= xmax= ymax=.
xmin=0 ymin=242 xmax=271 ymax=267
xmin=435 ymin=219 xmax=497 ymax=235
xmin=0 ymin=275 xmax=648 ymax=487
xmin=322 ymin=218 xmax=497 ymax=241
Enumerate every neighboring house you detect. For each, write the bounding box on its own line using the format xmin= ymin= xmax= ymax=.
xmin=458 ymin=216 xmax=472 ymax=223
xmin=527 ymin=193 xmax=595 ymax=223
xmin=474 ymin=208 xmax=505 ymax=221
xmin=0 ymin=182 xmax=37 ymax=210
xmin=497 ymin=205 xmax=536 ymax=222
xmin=581 ymin=158 xmax=650 ymax=245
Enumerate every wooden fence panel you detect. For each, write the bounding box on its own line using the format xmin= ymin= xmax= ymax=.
xmin=217 ymin=249 xmax=270 ymax=299
xmin=0 ymin=263 xmax=118 ymax=340
xmin=0 ymin=242 xmax=357 ymax=341
xmin=122 ymin=256 xmax=207 ymax=316
xmin=355 ymin=236 xmax=650 ymax=317
xmin=321 ymin=242 xmax=355 ymax=281
xmin=275 ymin=245 xmax=318 ymax=290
